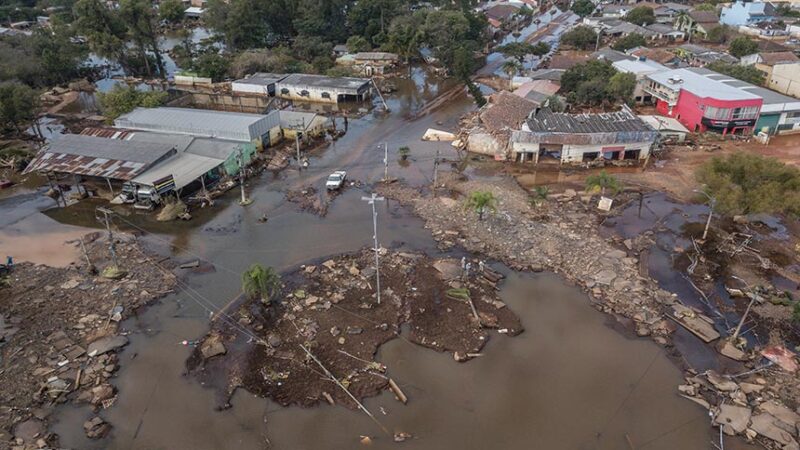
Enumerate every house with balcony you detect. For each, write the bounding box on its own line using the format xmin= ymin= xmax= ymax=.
xmin=644 ymin=68 xmax=763 ymax=135
xmin=720 ymin=1 xmax=778 ymax=26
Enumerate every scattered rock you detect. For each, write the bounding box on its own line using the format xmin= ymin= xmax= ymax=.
xmin=83 ymin=416 xmax=110 ymax=439
xmin=714 ymin=404 xmax=752 ymax=435
xmin=87 ymin=335 xmax=129 ymax=356
xmin=200 ymin=334 xmax=226 ymax=359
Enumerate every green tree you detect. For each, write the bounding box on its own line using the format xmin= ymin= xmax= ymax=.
xmin=696 ymin=153 xmax=800 ymax=217
xmin=73 ymin=0 xmax=129 ymax=68
xmin=452 ymin=45 xmax=477 ymax=81
xmin=159 ymin=0 xmax=185 ymax=24
xmin=694 ymin=3 xmax=716 ymax=11
xmin=348 ymin=0 xmax=406 ymax=46
xmin=625 ymin=6 xmax=655 ymax=25
xmin=293 ymin=0 xmax=350 ymax=43
xmin=560 ymin=59 xmax=616 ymax=93
xmin=607 ymin=72 xmax=636 ymax=102
xmin=586 ymin=171 xmax=622 ymax=195
xmin=346 ymin=35 xmax=370 ymax=53
xmin=501 ymin=60 xmax=522 ymax=78
xmin=561 ymin=25 xmax=597 ymax=50
xmin=98 ymin=84 xmax=167 ymax=121
xmin=119 ymin=0 xmax=166 ymax=77
xmin=191 ymin=51 xmax=231 ymax=81
xmin=705 ymin=24 xmax=731 ymax=43
xmin=205 ymin=0 xmax=274 ymax=50
xmin=464 ymin=191 xmax=497 ymax=221
xmin=706 ymin=61 xmax=765 ymax=84
xmin=241 ymin=264 xmax=282 ymax=303
xmin=384 ymin=13 xmax=423 ymax=63
xmin=729 ymin=36 xmax=758 ymax=58
xmin=0 ymin=82 xmax=39 ymax=133
xmin=467 ymin=82 xmax=486 ymax=107
xmin=496 ymin=41 xmax=540 ymax=64
xmin=544 ymin=95 xmax=564 ymax=112
xmin=571 ymin=0 xmax=596 ymax=17
xmin=611 ymin=33 xmax=646 ymax=51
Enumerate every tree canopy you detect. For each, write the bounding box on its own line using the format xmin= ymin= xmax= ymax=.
xmin=625 ymin=6 xmax=655 ymax=26
xmin=561 ymin=60 xmax=633 ymax=105
xmin=561 ymin=25 xmax=597 ymax=50
xmin=611 ymin=33 xmax=646 ymax=52
xmin=729 ymin=36 xmax=758 ymax=58
xmin=707 ymin=61 xmax=765 ymax=85
xmin=570 ymin=0 xmax=596 ymax=18
xmin=0 ymin=82 xmax=39 ymax=133
xmin=696 ymin=153 xmax=800 ymax=217
xmin=98 ymin=84 xmax=167 ymax=121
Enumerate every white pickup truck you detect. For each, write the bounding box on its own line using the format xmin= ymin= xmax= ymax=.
xmin=326 ymin=171 xmax=347 ymax=190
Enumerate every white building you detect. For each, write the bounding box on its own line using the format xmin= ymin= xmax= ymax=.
xmin=275 ymin=74 xmax=373 ymax=104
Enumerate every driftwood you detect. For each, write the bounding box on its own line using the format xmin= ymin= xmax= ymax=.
xmin=388 ymin=378 xmax=408 ymax=404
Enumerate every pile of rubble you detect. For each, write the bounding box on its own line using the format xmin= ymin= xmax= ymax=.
xmin=377 ymin=175 xmax=800 ymax=449
xmin=682 ymin=368 xmax=800 ymax=449
xmin=187 ymin=249 xmax=522 ymax=411
xmin=0 ymin=232 xmax=177 ymax=448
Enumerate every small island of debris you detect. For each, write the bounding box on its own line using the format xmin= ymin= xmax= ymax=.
xmin=187 ymin=249 xmax=522 ymax=409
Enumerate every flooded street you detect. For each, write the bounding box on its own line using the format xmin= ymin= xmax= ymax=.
xmin=2 ymin=65 xmax=746 ymax=450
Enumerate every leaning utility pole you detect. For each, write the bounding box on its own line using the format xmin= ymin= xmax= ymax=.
xmin=295 ymin=133 xmax=302 ymax=169
xmin=361 ymin=193 xmax=385 ymax=304
xmin=237 ymin=148 xmax=250 ymax=205
xmin=96 ymin=207 xmax=119 ymax=269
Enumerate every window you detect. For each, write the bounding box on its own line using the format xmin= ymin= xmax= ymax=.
xmin=300 ymin=90 xmax=309 ymax=97
xmin=281 ymin=88 xmax=289 ymax=95
xmin=731 ymin=106 xmax=758 ymax=120
xmin=321 ymin=92 xmax=331 ymax=99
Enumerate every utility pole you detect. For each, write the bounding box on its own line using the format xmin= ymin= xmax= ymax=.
xmin=383 ymin=142 xmax=388 ymax=181
xmin=433 ymin=137 xmax=440 ymax=189
xmin=694 ymin=189 xmax=716 ymax=241
xmin=295 ymin=132 xmax=302 ymax=169
xmin=97 ymin=207 xmax=119 ymax=269
xmin=361 ymin=193 xmax=385 ymax=305
xmin=237 ymin=148 xmax=250 ymax=205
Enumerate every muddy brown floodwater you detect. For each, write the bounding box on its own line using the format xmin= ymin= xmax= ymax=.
xmin=5 ymin=66 xmax=750 ymax=449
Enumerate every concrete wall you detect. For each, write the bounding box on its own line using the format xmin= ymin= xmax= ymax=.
xmin=768 ymin=63 xmax=800 ymax=98
xmin=168 ymin=92 xmax=273 ymax=114
xmin=561 ymin=141 xmax=652 ymax=163
xmin=466 ymin=132 xmax=507 ymax=159
xmin=231 ymin=82 xmax=272 ymax=96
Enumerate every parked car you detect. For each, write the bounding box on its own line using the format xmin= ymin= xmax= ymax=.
xmin=326 ymin=171 xmax=347 ymax=190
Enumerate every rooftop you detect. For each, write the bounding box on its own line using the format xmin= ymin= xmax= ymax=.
xmin=279 ymin=111 xmax=320 ymax=130
xmin=278 ymin=73 xmax=371 ymax=90
xmin=480 ymin=91 xmax=538 ymax=133
xmin=484 ymin=3 xmax=520 ymax=21
xmin=689 ymin=10 xmax=720 ymax=23
xmin=648 ymin=68 xmax=762 ymax=100
xmin=687 ymin=67 xmax=799 ymax=107
xmin=613 ymin=59 xmax=668 ymax=75
xmin=638 ymin=115 xmax=690 ymax=133
xmin=233 ymin=73 xmax=288 ymax=86
xmin=758 ymin=51 xmax=800 ymax=65
xmin=592 ymin=47 xmax=635 ymax=63
xmin=24 ymin=134 xmax=175 ymax=180
xmin=115 ymin=107 xmax=277 ymax=142
xmin=525 ymin=107 xmax=653 ymax=134
xmin=353 ymin=52 xmax=399 ymax=61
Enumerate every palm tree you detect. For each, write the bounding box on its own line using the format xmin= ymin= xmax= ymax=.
xmin=241 ymin=264 xmax=281 ymax=304
xmin=501 ymin=60 xmax=522 ymax=79
xmin=464 ymin=191 xmax=498 ymax=221
xmin=586 ymin=171 xmax=622 ymax=196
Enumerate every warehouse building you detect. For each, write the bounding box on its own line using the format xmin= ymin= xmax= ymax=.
xmin=23 ymin=134 xmax=177 ymax=183
xmin=510 ymin=106 xmax=658 ymax=165
xmin=275 ymin=74 xmax=373 ymax=104
xmin=115 ymin=107 xmax=282 ymax=147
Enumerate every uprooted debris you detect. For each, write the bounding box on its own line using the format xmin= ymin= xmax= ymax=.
xmin=0 ymin=232 xmax=177 ymax=446
xmin=375 ymin=174 xmax=800 ymax=450
xmin=187 ymin=249 xmax=522 ymax=411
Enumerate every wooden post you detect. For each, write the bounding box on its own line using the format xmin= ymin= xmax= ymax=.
xmin=105 ymin=177 xmax=114 ymax=198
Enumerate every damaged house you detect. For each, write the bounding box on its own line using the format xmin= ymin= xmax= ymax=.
xmin=509 ymin=106 xmax=658 ymax=165
xmin=465 ymin=91 xmax=538 ymax=160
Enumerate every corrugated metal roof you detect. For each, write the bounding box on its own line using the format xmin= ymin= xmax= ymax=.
xmin=80 ymin=127 xmax=134 ymax=140
xmin=525 ymin=107 xmax=654 ymax=134
xmin=233 ymin=73 xmax=288 ymax=86
xmin=24 ymin=134 xmax=175 ymax=180
xmin=132 ymin=152 xmax=221 ymax=190
xmin=114 ymin=107 xmax=279 ymax=142
xmin=279 ymin=111 xmax=318 ymax=130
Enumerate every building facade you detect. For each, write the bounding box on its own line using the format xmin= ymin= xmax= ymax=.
xmin=645 ymin=69 xmax=763 ymax=134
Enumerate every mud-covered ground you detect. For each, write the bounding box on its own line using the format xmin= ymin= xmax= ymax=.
xmin=0 ymin=232 xmax=177 ymax=447
xmin=377 ymin=172 xmax=800 ymax=449
xmin=187 ymin=249 xmax=522 ymax=410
